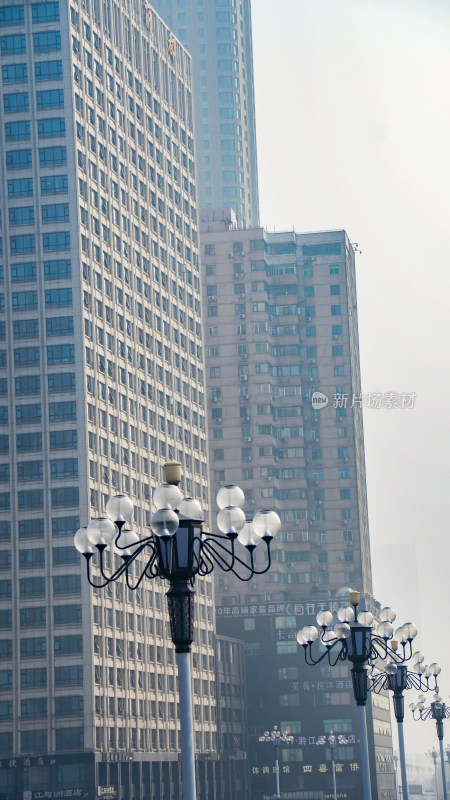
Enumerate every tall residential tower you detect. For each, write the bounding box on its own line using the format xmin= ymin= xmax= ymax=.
xmin=151 ymin=0 xmax=260 ymax=229
xmin=200 ymin=210 xmax=395 ymax=800
xmin=0 ymin=2 xmax=218 ymax=798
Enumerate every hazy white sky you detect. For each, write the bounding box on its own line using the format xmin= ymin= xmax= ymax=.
xmin=251 ymin=0 xmax=450 ymax=758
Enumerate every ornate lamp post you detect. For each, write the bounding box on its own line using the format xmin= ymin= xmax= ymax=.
xmin=316 ymin=732 xmax=349 ymax=800
xmin=426 ymin=747 xmax=440 ymax=799
xmin=369 ymin=658 xmax=440 ymax=800
xmin=297 ymin=589 xmax=418 ymax=800
xmin=258 ymin=726 xmax=294 ymax=799
xmin=74 ymin=463 xmax=280 ymax=800
xmin=412 ymin=695 xmax=450 ymax=800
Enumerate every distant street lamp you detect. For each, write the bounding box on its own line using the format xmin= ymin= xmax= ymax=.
xmin=316 ymin=732 xmax=349 ymax=800
xmin=412 ymin=695 xmax=450 ymax=800
xmin=74 ymin=464 xmax=280 ymax=800
xmin=370 ymin=658 xmax=440 ymax=800
xmin=426 ymin=747 xmax=440 ymax=799
xmin=258 ymin=726 xmax=294 ymax=800
xmin=297 ymin=589 xmax=418 ymax=800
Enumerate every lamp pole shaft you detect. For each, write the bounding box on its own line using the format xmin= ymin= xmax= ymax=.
xmin=439 ymin=739 xmax=448 ymax=800
xmin=358 ymin=704 xmax=372 ymax=800
xmin=177 ymin=651 xmax=196 ymax=800
xmin=397 ymin=721 xmax=409 ymax=800
xmin=332 ymin=758 xmax=337 ymax=800
xmin=275 ymin=755 xmax=281 ymax=799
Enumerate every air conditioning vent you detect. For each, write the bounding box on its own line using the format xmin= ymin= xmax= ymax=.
xmin=240 ymin=314 xmax=246 ymax=319
xmin=240 ymin=375 xmax=248 ymax=382
xmin=245 ymin=437 xmax=252 ymax=442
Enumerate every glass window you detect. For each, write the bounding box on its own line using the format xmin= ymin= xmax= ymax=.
xmin=55 ymin=727 xmax=83 ymax=751
xmin=40 ymin=174 xmax=67 ymax=194
xmin=51 ymin=515 xmax=79 ymax=537
xmin=6 ymin=149 xmax=32 ymax=169
xmin=21 ymin=730 xmax=47 ymax=753
xmin=33 ymin=32 xmax=61 ymax=52
xmin=39 ymin=145 xmax=66 ymax=166
xmin=46 ymin=316 xmax=73 ymax=336
xmin=47 ymin=344 xmax=74 ymax=365
xmin=53 ymin=605 xmax=81 ymax=625
xmin=12 ymin=290 xmax=37 ymax=310
xmin=0 ymin=7 xmax=24 ymax=26
xmin=48 ymin=373 xmax=75 ymax=393
xmin=19 ymin=518 xmax=44 ymax=538
xmin=20 ymin=636 xmax=46 ymax=656
xmin=10 ymin=235 xmax=35 ymax=255
xmin=21 ymin=697 xmax=47 ymax=719
xmin=42 ymin=203 xmax=69 ymax=222
xmin=15 ymin=375 xmax=40 ymax=395
xmin=36 ymin=88 xmax=64 ymax=109
xmin=51 ymin=486 xmax=79 ymax=507
xmin=54 ymin=665 xmax=83 ymax=686
xmin=53 ymin=575 xmax=80 ymax=595
xmin=32 ymin=3 xmax=60 ymax=23
xmin=14 ymin=346 xmax=40 ymax=366
xmin=9 ymin=206 xmax=34 ymax=225
xmin=43 ymin=258 xmax=71 ymax=279
xmin=18 ymin=489 xmax=43 ymax=509
xmin=17 ymin=460 xmax=43 ymax=481
xmin=43 ymin=231 xmax=70 ymax=251
xmin=20 ymin=577 xmax=45 ymax=598
xmin=20 ymin=607 xmax=46 ymax=627
xmin=35 ymin=59 xmax=62 ymax=81
xmin=0 ymin=641 xmax=12 ymax=658
xmin=54 ymin=635 xmax=82 ymax=654
xmin=3 ymin=91 xmax=28 ymax=112
xmin=1 ymin=35 xmax=26 ymax=55
xmin=2 ymin=62 xmax=27 ymax=83
xmin=16 ymin=431 xmax=42 ymax=453
xmin=52 ymin=545 xmax=79 ymax=565
xmin=38 ymin=117 xmax=65 ymax=138
xmin=5 ymin=120 xmax=30 ymax=140
xmin=8 ymin=178 xmax=33 ymax=197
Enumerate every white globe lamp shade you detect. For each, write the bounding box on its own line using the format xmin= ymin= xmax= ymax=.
xmin=216 ymin=484 xmax=245 ymax=510
xmin=74 ymin=527 xmax=92 ymax=554
xmin=105 ymin=494 xmax=134 ymax=522
xmin=87 ymin=517 xmax=116 ymax=547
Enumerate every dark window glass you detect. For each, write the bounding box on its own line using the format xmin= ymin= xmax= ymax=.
xmin=20 ymin=577 xmax=45 ymax=597
xmin=32 ymin=3 xmax=60 ymax=23
xmin=0 ymin=733 xmax=12 ymax=755
xmin=15 ymin=375 xmax=40 ymax=395
xmin=55 ymin=727 xmax=83 ymax=751
xmin=20 ymin=607 xmax=46 ymax=628
xmin=6 ymin=149 xmax=32 ymax=169
xmin=302 ymin=243 xmax=341 ymax=256
xmin=53 ymin=605 xmax=81 ymax=625
xmin=43 ymin=259 xmax=71 ymax=279
xmin=36 ymin=88 xmax=64 ymax=109
xmin=0 ymin=612 xmax=12 ymax=629
xmin=0 ymin=7 xmax=24 ymax=26
xmin=2 ymin=63 xmax=27 ymax=83
xmin=20 ymin=636 xmax=46 ymax=656
xmin=53 ymin=575 xmax=80 ymax=595
xmin=48 ymin=401 xmax=75 ymax=421
xmin=21 ymin=697 xmax=47 ymax=719
xmin=48 ymin=373 xmax=75 ymax=393
xmin=0 ymin=640 xmax=12 ymax=658
xmin=49 ymin=430 xmax=77 ymax=449
xmin=43 ymin=231 xmax=70 ymax=250
xmin=51 ymin=487 xmax=79 ymax=508
xmin=19 ymin=548 xmax=44 ymax=568
xmin=9 ymin=206 xmax=34 ymax=225
xmin=38 ymin=117 xmax=65 ymax=138
xmin=21 ymin=667 xmax=47 ymax=688
xmin=5 ymin=120 xmax=30 ymax=140
xmin=50 ymin=458 xmax=77 ymax=478
xmin=1 ymin=35 xmax=26 ymax=55
xmin=0 ymin=437 xmax=8 ymax=455
xmin=3 ymin=91 xmax=28 ymax=112
xmin=17 ymin=460 xmax=43 ymax=481
xmin=0 ymin=582 xmax=11 ymax=599
xmin=55 ymin=695 xmax=83 ymax=716
xmin=18 ymin=489 xmax=43 ymax=509
xmin=42 ymin=203 xmax=69 ymax=223
xmin=51 ymin=515 xmax=79 ymax=537
xmin=21 ymin=729 xmax=47 ymax=754
xmin=8 ymin=178 xmax=33 ymax=197
xmin=10 ymin=235 xmax=35 ymax=255
xmin=40 ymin=174 xmax=67 ymax=194
xmin=13 ymin=319 xmax=39 ymax=338
xmin=54 ymin=634 xmax=82 ymax=654
xmin=0 ymin=552 xmax=11 ymax=571
xmin=17 ymin=432 xmax=42 ymax=452
xmin=39 ymin=145 xmax=66 ymax=166
xmin=33 ymin=31 xmax=61 ymax=51
xmin=46 ymin=316 xmax=73 ymax=336
xmin=19 ymin=518 xmax=44 ymax=539
xmin=35 ymin=59 xmax=62 ymax=81
xmin=14 ymin=347 xmax=39 ymax=366
xmin=52 ymin=545 xmax=79 ymax=565
xmin=54 ymin=665 xmax=83 ymax=686
xmin=12 ymin=290 xmax=37 ymax=310
xmin=47 ymin=344 xmax=74 ymax=364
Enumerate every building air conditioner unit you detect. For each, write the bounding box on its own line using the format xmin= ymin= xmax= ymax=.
xmin=240 ymin=314 xmax=246 ymax=319
xmin=239 ymin=293 xmax=246 ymax=300
xmin=215 ymin=417 xmax=222 ymax=424
xmin=274 ymin=457 xmax=279 ymax=462
xmin=241 ymin=354 xmax=247 ymax=359
xmin=305 ymin=316 xmax=312 ymax=322
xmin=245 ymin=437 xmax=252 ymax=442
xmin=245 ymin=457 xmax=252 ymax=462
xmin=341 ymin=457 xmax=349 ymax=463
xmin=332 ymin=335 xmax=338 ymax=340
xmin=222 ymin=583 xmax=229 ymax=591
xmin=248 ymin=500 xmax=255 ymax=505
xmin=208 ymin=296 xmax=217 ymax=303
xmin=233 ymin=274 xmax=240 ymax=279
xmin=240 ymin=375 xmax=248 ymax=382
xmin=308 ymin=377 xmax=314 ymax=382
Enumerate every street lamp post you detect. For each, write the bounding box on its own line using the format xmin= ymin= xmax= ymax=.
xmin=412 ymin=695 xmax=450 ymax=800
xmin=316 ymin=732 xmax=349 ymax=800
xmin=427 ymin=747 xmax=440 ymax=799
xmin=258 ymin=726 xmax=294 ymax=799
xmin=369 ymin=659 xmax=440 ymax=800
xmin=74 ymin=464 xmax=280 ymax=800
xmin=296 ymin=589 xmax=418 ymax=800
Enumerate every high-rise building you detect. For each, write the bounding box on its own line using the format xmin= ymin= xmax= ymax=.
xmin=0 ymin=2 xmax=220 ymax=797
xmin=200 ymin=209 xmax=396 ymax=800
xmin=151 ymin=0 xmax=260 ymax=229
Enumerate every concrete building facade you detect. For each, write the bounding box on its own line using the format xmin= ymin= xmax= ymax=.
xmin=0 ymin=2 xmax=219 ymax=798
xmin=151 ymin=0 xmax=260 ymax=229
xmin=200 ymin=209 xmax=395 ymax=800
